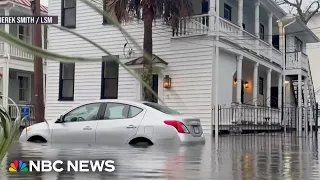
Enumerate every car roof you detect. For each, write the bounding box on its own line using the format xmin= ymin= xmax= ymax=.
xmin=81 ymin=99 xmax=151 ymax=106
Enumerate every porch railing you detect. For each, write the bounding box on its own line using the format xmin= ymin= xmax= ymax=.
xmin=173 ymin=14 xmax=209 ymax=36
xmin=10 ymin=45 xmax=34 ymax=60
xmin=285 ymin=51 xmax=308 ymax=70
xmin=0 ymin=42 xmax=4 ymax=55
xmin=214 ymin=105 xmax=316 ymax=132
xmin=172 ymin=14 xmax=282 ymax=67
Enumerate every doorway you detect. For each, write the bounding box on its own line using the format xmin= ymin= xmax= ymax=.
xmin=151 ymin=74 xmax=158 ymax=103
xmin=271 ymin=87 xmax=278 ymax=108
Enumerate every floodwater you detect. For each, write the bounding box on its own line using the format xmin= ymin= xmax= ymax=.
xmin=1 ymin=134 xmax=320 ymax=179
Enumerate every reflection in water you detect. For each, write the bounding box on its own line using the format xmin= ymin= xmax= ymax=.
xmin=1 ymin=135 xmax=320 ymax=179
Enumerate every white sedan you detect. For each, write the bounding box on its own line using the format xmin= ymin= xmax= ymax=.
xmin=19 ymin=100 xmax=205 ymax=146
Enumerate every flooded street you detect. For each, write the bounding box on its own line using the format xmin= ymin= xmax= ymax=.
xmin=1 ymin=134 xmax=320 ymax=179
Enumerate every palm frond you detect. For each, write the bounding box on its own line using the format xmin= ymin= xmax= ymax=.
xmin=0 ymin=96 xmax=24 ymax=164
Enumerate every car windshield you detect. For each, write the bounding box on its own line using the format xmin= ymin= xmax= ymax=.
xmin=143 ymin=102 xmax=180 ymax=115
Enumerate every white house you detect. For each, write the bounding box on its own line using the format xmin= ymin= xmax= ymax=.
xmin=0 ymin=0 xmax=48 ymax=119
xmin=45 ymin=0 xmax=318 ymax=134
xmin=307 ymin=13 xmax=320 ymax=103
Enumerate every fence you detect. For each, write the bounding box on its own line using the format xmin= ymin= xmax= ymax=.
xmin=213 ymin=105 xmax=318 ymax=137
xmin=8 ymin=104 xmax=36 ymax=127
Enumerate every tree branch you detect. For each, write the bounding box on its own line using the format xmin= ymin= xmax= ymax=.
xmin=282 ymin=0 xmax=299 ymax=7
xmin=305 ymin=1 xmax=320 ymax=23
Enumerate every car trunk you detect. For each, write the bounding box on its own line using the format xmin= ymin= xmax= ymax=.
xmin=180 ymin=118 xmax=203 ymax=137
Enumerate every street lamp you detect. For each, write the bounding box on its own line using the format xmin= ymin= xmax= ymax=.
xmin=276 ymin=14 xmax=296 ymax=133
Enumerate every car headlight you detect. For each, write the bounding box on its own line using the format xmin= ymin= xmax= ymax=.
xmin=26 ymin=126 xmax=31 ymax=132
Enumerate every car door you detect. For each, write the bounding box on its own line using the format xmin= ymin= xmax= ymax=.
xmin=95 ymin=102 xmax=145 ymax=145
xmin=51 ymin=102 xmax=103 ymax=144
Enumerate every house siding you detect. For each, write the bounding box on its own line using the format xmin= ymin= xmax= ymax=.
xmin=46 ymin=0 xmax=224 ymax=133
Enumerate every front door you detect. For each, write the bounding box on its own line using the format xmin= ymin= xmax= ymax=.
xmin=241 ymin=81 xmax=244 ymax=104
xmin=51 ymin=102 xmax=102 ymax=144
xmin=95 ymin=102 xmax=145 ymax=145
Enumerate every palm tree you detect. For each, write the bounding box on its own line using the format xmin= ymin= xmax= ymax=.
xmin=106 ymin=0 xmax=193 ymax=102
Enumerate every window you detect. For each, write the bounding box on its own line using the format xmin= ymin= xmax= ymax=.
xmin=18 ymin=76 xmax=29 ymax=102
xmin=259 ymin=23 xmax=264 ymax=40
xmin=224 ymin=4 xmax=232 ymax=21
xmin=59 ymin=63 xmax=75 ymax=100
xmin=259 ymin=77 xmax=264 ymax=95
xmin=104 ymin=103 xmax=128 ymax=119
xmin=294 ymin=37 xmax=302 ymax=52
xmin=143 ymin=102 xmax=180 ymax=115
xmin=201 ymin=0 xmax=209 ymax=14
xmin=103 ymin=103 xmax=143 ymax=120
xmin=18 ymin=24 xmax=30 ymax=43
xmin=44 ymin=27 xmax=48 ymax=49
xmin=103 ymin=1 xmax=109 ymax=24
xmin=63 ymin=103 xmax=101 ymax=122
xmin=128 ymin=106 xmax=143 ymax=118
xmin=101 ymin=56 xmax=119 ymax=99
xmin=61 ymin=0 xmax=76 ymax=28
xmin=242 ymin=23 xmax=245 ymax=30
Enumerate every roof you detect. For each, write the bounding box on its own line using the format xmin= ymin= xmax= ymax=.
xmin=125 ymin=54 xmax=168 ymax=66
xmin=12 ymin=0 xmax=48 ymax=13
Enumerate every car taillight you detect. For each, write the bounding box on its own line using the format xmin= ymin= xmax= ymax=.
xmin=164 ymin=120 xmax=189 ymax=133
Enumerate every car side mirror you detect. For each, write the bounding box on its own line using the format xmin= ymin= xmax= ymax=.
xmin=55 ymin=115 xmax=64 ymax=123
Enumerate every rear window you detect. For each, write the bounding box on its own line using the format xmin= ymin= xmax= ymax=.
xmin=143 ymin=102 xmax=180 ymax=115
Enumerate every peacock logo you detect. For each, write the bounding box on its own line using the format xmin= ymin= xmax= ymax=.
xmin=8 ymin=160 xmax=29 ymax=172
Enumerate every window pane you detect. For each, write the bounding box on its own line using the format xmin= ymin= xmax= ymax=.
xmin=104 ymin=79 xmax=118 ymax=98
xmin=104 ymin=62 xmax=119 ymax=78
xmin=62 ymin=80 xmax=74 ymax=98
xmin=64 ymin=8 xmax=76 ymax=27
xmin=64 ymin=103 xmax=100 ymax=122
xmin=128 ymin=106 xmax=143 ymax=118
xmin=62 ymin=63 xmax=75 ymax=79
xmin=104 ymin=103 xmax=129 ymax=119
xmin=64 ymin=0 xmax=75 ymax=8
xmin=18 ymin=25 xmax=24 ymax=35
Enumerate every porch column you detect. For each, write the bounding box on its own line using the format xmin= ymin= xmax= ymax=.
xmin=278 ymin=74 xmax=282 ymax=109
xmin=268 ymin=13 xmax=273 ymax=62
xmin=253 ymin=63 xmax=259 ymax=124
xmin=267 ymin=69 xmax=272 ymax=124
xmin=253 ymin=63 xmax=259 ymax=106
xmin=278 ymin=73 xmax=282 ymax=126
xmin=236 ymin=55 xmax=243 ymax=104
xmin=209 ymin=0 xmax=216 ymax=31
xmin=298 ymin=74 xmax=302 ymax=136
xmin=267 ymin=69 xmax=272 ymax=107
xmin=237 ymin=0 xmax=243 ymax=29
xmin=2 ymin=8 xmax=10 ymax=109
xmin=254 ymin=0 xmax=260 ymax=54
xmin=303 ymin=77 xmax=309 ymax=136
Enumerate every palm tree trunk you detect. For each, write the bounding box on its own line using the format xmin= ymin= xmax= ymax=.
xmin=142 ymin=5 xmax=154 ymax=102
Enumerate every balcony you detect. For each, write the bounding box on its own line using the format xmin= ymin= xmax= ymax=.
xmin=172 ymin=14 xmax=283 ymax=67
xmin=0 ymin=41 xmax=34 ymax=60
xmin=286 ymin=52 xmax=308 ymax=71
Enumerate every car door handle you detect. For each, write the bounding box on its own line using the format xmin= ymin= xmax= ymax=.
xmin=126 ymin=125 xmax=136 ymax=129
xmin=83 ymin=126 xmax=92 ymax=130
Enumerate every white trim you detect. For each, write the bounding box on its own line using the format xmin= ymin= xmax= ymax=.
xmin=17 ymin=72 xmax=31 ymax=104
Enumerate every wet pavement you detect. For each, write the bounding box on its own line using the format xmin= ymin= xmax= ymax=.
xmin=1 ymin=134 xmax=320 ymax=179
